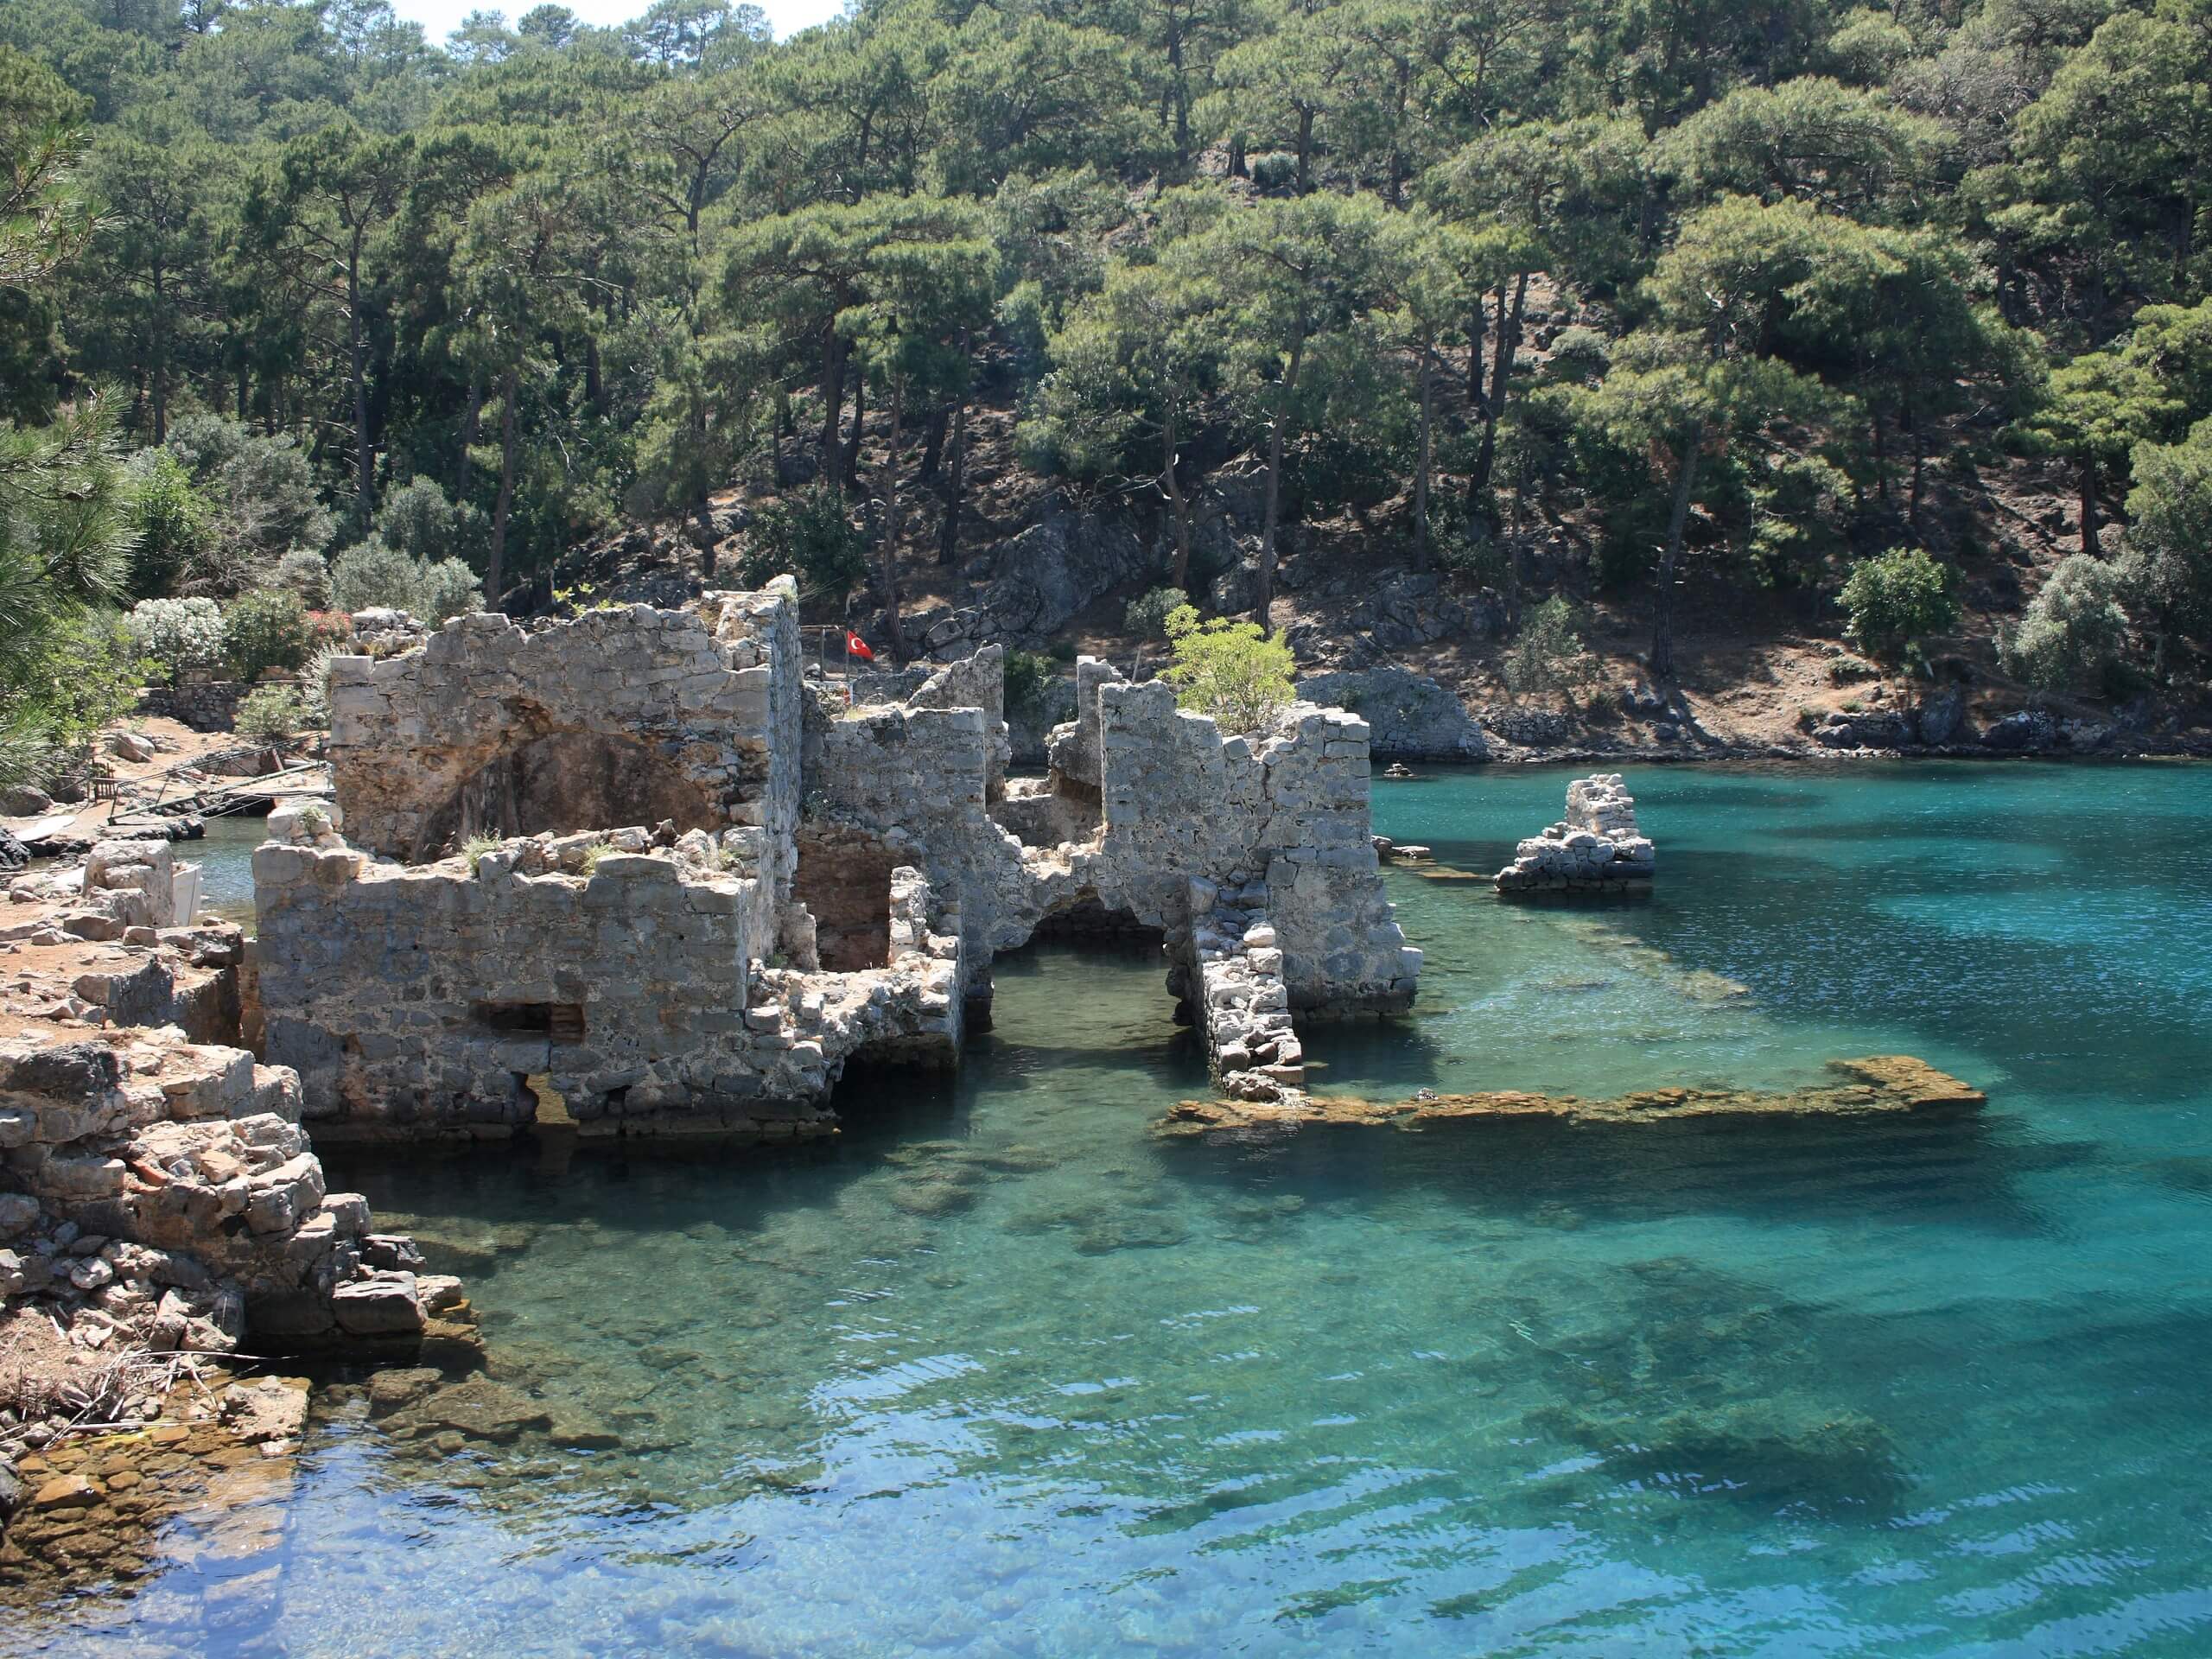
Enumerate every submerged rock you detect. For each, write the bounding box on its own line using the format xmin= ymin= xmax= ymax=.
xmin=1160 ymin=1055 xmax=1986 ymax=1135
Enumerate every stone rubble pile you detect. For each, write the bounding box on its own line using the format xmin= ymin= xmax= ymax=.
xmin=1493 ymin=773 xmax=1656 ymax=893
xmin=0 ymin=1028 xmax=442 ymax=1364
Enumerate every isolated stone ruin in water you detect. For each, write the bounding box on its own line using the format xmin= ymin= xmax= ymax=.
xmin=249 ymin=582 xmax=1420 ymax=1142
xmin=1493 ymin=773 xmax=1656 ymax=893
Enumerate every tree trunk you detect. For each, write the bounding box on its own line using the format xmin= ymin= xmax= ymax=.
xmin=878 ymin=379 xmax=908 ymax=664
xmin=2079 ymin=454 xmax=2098 ymax=557
xmin=456 ymin=370 xmax=483 ymax=499
xmin=349 ymin=240 xmax=373 ymax=519
xmin=817 ymin=324 xmax=845 ymax=485
xmin=917 ymin=400 xmax=949 ymax=483
xmin=487 ymin=365 xmax=520 ymax=607
xmin=842 ymin=373 xmax=866 ymax=489
xmin=938 ymin=372 xmax=969 ymax=566
xmin=1162 ymin=402 xmax=1193 ymax=593
xmin=1467 ymin=299 xmax=1486 ymax=404
xmin=1650 ymin=419 xmax=1704 ymax=683
xmin=1470 ymin=272 xmax=1528 ymax=507
xmin=1255 ymin=332 xmax=1304 ymax=630
xmin=1907 ymin=406 xmax=1925 ymax=535
xmin=1413 ymin=341 xmax=1434 ymax=570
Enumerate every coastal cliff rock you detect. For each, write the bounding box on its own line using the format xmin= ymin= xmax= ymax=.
xmin=1494 ymin=774 xmax=1654 ymax=893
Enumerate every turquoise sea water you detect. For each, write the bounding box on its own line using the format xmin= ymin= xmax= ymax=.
xmin=19 ymin=761 xmax=2212 ymax=1657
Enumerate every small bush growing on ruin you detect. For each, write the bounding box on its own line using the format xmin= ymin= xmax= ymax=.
xmin=125 ymin=596 xmax=225 ymax=684
xmin=577 ymin=838 xmax=616 ymax=875
xmin=1503 ymin=596 xmax=1597 ymax=699
xmin=738 ymin=486 xmax=868 ymax=599
xmin=222 ymin=588 xmax=316 ymax=682
xmin=234 ymin=684 xmax=304 ymax=742
xmin=1124 ymin=586 xmax=1188 ymax=639
xmin=297 ymin=804 xmax=328 ymax=833
xmin=1160 ymin=603 xmax=1293 ymax=734
xmin=1002 ymin=648 xmax=1057 ymax=714
xmin=461 ymin=833 xmax=499 ymax=871
xmin=1840 ymin=547 xmax=1957 ymax=664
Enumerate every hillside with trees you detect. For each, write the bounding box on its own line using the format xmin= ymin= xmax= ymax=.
xmin=7 ymin=0 xmax=2212 ymax=779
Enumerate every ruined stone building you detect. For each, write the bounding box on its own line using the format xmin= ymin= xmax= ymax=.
xmin=250 ymin=582 xmax=1421 ymax=1141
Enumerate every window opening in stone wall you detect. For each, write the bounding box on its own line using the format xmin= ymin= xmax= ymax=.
xmin=475 ymin=1001 xmax=586 ymax=1042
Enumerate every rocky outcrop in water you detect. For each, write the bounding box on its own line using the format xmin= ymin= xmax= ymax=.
xmin=1160 ymin=1055 xmax=1987 ymax=1135
xmin=1494 ymin=774 xmax=1654 ymax=893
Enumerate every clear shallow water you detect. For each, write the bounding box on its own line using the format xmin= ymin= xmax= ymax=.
xmin=21 ymin=761 xmax=2212 ymax=1658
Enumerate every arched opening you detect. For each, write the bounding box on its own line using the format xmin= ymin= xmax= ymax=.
xmin=418 ymin=731 xmax=717 ymax=857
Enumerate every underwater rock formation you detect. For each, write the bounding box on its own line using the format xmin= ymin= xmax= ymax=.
xmin=1494 ymin=773 xmax=1654 ymax=893
xmin=1159 ymin=1055 xmax=1986 ymax=1135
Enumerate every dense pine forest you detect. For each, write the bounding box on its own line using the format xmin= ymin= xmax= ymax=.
xmin=6 ymin=0 xmax=2212 ymax=776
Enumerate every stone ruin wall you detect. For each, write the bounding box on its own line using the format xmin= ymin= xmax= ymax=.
xmin=327 ymin=593 xmax=804 ymax=892
xmin=252 ymin=589 xmax=1418 ymax=1142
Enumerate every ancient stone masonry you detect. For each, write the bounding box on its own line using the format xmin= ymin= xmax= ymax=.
xmin=254 ymin=591 xmax=1417 ymax=1144
xmin=1494 ymin=774 xmax=1655 ymax=893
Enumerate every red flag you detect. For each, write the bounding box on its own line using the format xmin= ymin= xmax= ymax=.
xmin=844 ymin=629 xmax=875 ymax=663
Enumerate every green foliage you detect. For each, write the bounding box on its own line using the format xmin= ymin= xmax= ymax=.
xmin=162 ymin=416 xmax=334 ymax=569
xmin=12 ymin=611 xmax=146 ymax=773
xmin=461 ymin=833 xmax=501 ymax=872
xmin=1840 ymin=547 xmax=1959 ymax=663
xmin=1159 ymin=602 xmax=1293 ymax=734
xmin=1503 ymin=597 xmax=1597 ymax=698
xmin=221 ymin=588 xmax=315 ymax=682
xmin=234 ymin=683 xmax=306 ymax=741
xmin=329 ymin=541 xmax=421 ymax=614
xmin=329 ymin=543 xmax=484 ymax=621
xmin=372 ymin=477 xmax=485 ymax=565
xmin=298 ymin=640 xmax=345 ymax=728
xmin=737 ymin=486 xmax=868 ymax=600
xmin=270 ymin=549 xmax=334 ymax=611
xmin=2005 ymin=555 xmax=2133 ymax=691
xmin=2120 ymin=420 xmax=2212 ymax=643
xmin=1124 ymin=586 xmax=1189 ymax=639
xmin=123 ymin=448 xmax=213 ymax=598
xmin=1001 ymin=648 xmax=1057 ymax=715
xmin=124 ymin=596 xmax=224 ymax=683
xmin=577 ymin=837 xmax=616 ymax=875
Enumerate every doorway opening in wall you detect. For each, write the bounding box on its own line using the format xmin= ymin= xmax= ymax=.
xmin=1031 ymin=889 xmax=1156 ymax=944
xmin=793 ymin=823 xmax=898 ymax=971
xmin=518 ymin=1072 xmax=575 ymax=1127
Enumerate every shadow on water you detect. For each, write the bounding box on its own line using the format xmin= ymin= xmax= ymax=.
xmin=1154 ymin=1107 xmax=2084 ymax=1240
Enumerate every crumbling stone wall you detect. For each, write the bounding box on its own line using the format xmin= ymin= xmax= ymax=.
xmin=251 ymin=804 xmax=963 ymax=1141
xmin=328 ymin=591 xmax=802 ymax=880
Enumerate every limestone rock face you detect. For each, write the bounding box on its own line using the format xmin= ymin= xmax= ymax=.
xmin=1294 ymin=667 xmax=1490 ymax=761
xmin=1494 ymin=774 xmax=1655 ymax=893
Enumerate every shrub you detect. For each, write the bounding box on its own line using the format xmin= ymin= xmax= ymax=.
xmin=298 ymin=640 xmax=346 ymax=728
xmin=1840 ymin=547 xmax=1958 ymax=664
xmin=1249 ymin=151 xmax=1298 ymax=191
xmin=373 ymin=476 xmax=484 ymax=564
xmin=270 ymin=548 xmax=333 ymax=610
xmin=222 ymin=588 xmax=315 ymax=682
xmin=737 ymin=485 xmax=868 ymax=600
xmin=1003 ymin=648 xmax=1057 ymax=715
xmin=2003 ymin=554 xmax=2133 ymax=691
xmin=1503 ymin=596 xmax=1597 ymax=698
xmin=1125 ymin=586 xmax=1188 ymax=639
xmin=124 ymin=448 xmax=214 ymax=598
xmin=16 ymin=613 xmax=148 ymax=765
xmin=1160 ymin=602 xmax=1294 ymax=734
xmin=233 ymin=683 xmax=305 ymax=742
xmin=125 ymin=596 xmax=225 ymax=683
xmin=329 ymin=541 xmax=422 ymax=613
xmin=461 ymin=833 xmax=499 ymax=872
xmin=163 ymin=413 xmax=334 ymax=561
xmin=415 ymin=556 xmax=485 ymax=624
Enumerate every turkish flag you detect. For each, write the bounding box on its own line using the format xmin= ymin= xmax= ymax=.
xmin=844 ymin=630 xmax=875 ymax=663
